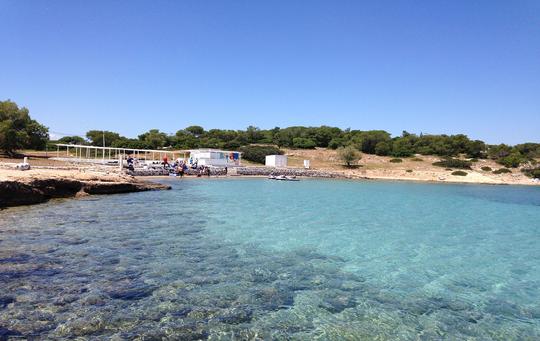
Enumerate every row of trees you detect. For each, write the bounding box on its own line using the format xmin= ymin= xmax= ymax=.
xmin=57 ymin=126 xmax=539 ymax=167
xmin=2 ymin=100 xmax=538 ymax=168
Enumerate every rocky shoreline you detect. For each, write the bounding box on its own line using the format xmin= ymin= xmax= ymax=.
xmin=0 ymin=177 xmax=170 ymax=208
xmin=130 ymin=166 xmax=348 ymax=178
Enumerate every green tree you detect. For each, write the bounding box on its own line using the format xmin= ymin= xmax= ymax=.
xmin=514 ymin=143 xmax=540 ymax=159
xmin=328 ymin=137 xmax=346 ymax=149
xmin=0 ymin=100 xmax=49 ymax=155
xmin=464 ymin=140 xmax=486 ymax=158
xmin=240 ymin=145 xmax=283 ymax=164
xmin=245 ymin=126 xmax=263 ymax=143
xmin=138 ymin=129 xmax=169 ymax=149
xmin=338 ymin=146 xmax=361 ymax=167
xmin=58 ymin=136 xmax=86 ymax=145
xmin=86 ymin=130 xmax=121 ymax=147
xmin=391 ymin=136 xmax=415 ymax=157
xmin=350 ymin=130 xmax=392 ymax=154
xmin=488 ymin=144 xmax=512 ymax=160
xmin=111 ymin=138 xmax=150 ymax=149
xmin=173 ymin=130 xmax=199 ymax=149
xmin=185 ymin=125 xmax=205 ymax=136
xmin=292 ymin=137 xmax=317 ymax=149
xmin=374 ymin=141 xmax=392 ymax=156
xmin=311 ymin=126 xmax=342 ymax=147
xmin=497 ymin=152 xmax=524 ymax=168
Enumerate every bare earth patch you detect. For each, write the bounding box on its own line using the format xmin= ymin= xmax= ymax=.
xmin=282 ymin=148 xmax=538 ymax=186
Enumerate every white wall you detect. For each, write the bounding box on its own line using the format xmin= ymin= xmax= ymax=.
xmin=265 ymin=155 xmax=287 ymax=167
xmin=190 ymin=151 xmax=240 ymax=166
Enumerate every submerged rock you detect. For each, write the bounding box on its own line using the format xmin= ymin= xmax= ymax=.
xmin=0 ymin=326 xmax=22 ymax=339
xmin=107 ymin=283 xmax=157 ymax=301
xmin=319 ymin=290 xmax=357 ymax=313
xmin=0 ymin=296 xmax=15 ymax=308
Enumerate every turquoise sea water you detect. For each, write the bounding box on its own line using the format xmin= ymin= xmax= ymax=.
xmin=1 ymin=178 xmax=539 ymax=340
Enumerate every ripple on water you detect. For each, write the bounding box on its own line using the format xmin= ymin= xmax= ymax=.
xmin=0 ymin=179 xmax=539 ymax=340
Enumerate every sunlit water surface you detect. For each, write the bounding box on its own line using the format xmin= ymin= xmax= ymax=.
xmin=1 ymin=178 xmax=539 ymax=340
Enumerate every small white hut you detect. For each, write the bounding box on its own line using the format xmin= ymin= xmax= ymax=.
xmin=188 ymin=149 xmax=241 ymax=167
xmin=265 ymin=155 xmax=288 ymax=167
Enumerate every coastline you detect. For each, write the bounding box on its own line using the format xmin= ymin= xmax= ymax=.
xmin=1 ymin=160 xmax=538 ymax=209
xmin=149 ymin=168 xmax=540 ymax=187
xmin=0 ymin=165 xmax=170 ymax=208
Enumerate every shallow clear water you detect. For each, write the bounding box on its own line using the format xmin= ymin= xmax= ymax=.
xmin=1 ymin=178 xmax=539 ymax=340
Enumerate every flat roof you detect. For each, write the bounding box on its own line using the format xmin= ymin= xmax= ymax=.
xmin=55 ymin=144 xmax=241 ymax=154
xmin=189 ymin=148 xmax=242 ymax=154
xmin=55 ymin=144 xmax=189 ymax=154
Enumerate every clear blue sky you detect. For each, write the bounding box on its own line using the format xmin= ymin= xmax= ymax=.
xmin=1 ymin=0 xmax=538 ymax=144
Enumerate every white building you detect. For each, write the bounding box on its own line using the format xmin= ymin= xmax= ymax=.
xmin=265 ymin=155 xmax=288 ymax=167
xmin=188 ymin=149 xmax=242 ymax=167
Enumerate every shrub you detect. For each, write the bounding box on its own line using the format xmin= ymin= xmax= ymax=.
xmin=389 ymin=158 xmax=402 ymax=163
xmin=451 ymin=170 xmax=467 ymax=176
xmin=406 ymin=169 xmax=413 ymax=173
xmin=432 ymin=158 xmax=472 ymax=169
xmin=239 ymin=145 xmax=283 ymax=164
xmin=338 ymin=146 xmax=361 ymax=167
xmin=292 ymin=137 xmax=317 ymax=149
xmin=445 ymin=168 xmax=452 ymax=171
xmin=328 ymin=137 xmax=346 ymax=150
xmin=469 ymin=158 xmax=479 ymax=162
xmin=411 ymin=157 xmax=423 ymax=162
xmin=374 ymin=141 xmax=392 ymax=156
xmin=480 ymin=166 xmax=492 ymax=172
xmin=497 ymin=153 xmax=525 ymax=168
xmin=522 ymin=167 xmax=540 ymax=179
xmin=493 ymin=168 xmax=512 ymax=174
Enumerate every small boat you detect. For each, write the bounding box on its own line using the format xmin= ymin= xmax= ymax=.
xmin=268 ymin=175 xmax=277 ymax=179
xmin=273 ymin=175 xmax=300 ymax=181
xmin=285 ymin=176 xmax=300 ymax=181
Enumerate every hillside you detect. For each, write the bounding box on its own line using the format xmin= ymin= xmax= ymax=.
xmin=282 ymin=148 xmax=538 ymax=185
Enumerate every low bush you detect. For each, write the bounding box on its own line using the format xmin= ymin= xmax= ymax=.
xmin=240 ymin=145 xmax=283 ymax=164
xmin=522 ymin=167 xmax=540 ymax=179
xmin=497 ymin=153 xmax=525 ymax=168
xmin=493 ymin=168 xmax=512 ymax=174
xmin=389 ymin=158 xmax=402 ymax=163
xmin=406 ymin=169 xmax=413 ymax=173
xmin=432 ymin=158 xmax=472 ymax=169
xmin=469 ymin=158 xmax=479 ymax=162
xmin=451 ymin=170 xmax=468 ymax=176
xmin=411 ymin=157 xmax=423 ymax=162
xmin=481 ymin=166 xmax=492 ymax=171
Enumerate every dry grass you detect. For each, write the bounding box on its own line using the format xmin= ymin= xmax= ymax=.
xmin=279 ymin=148 xmax=537 ymax=185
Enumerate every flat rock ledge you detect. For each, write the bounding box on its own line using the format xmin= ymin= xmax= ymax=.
xmin=0 ymin=178 xmax=170 ymax=208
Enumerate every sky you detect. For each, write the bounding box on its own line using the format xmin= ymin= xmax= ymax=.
xmin=0 ymin=0 xmax=539 ymax=144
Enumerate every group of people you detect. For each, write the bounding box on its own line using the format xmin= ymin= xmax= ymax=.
xmin=161 ymin=155 xmax=213 ymax=177
xmin=126 ymin=154 xmax=223 ymax=178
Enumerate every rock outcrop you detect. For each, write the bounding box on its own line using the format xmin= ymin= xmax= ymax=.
xmin=0 ymin=178 xmax=170 ymax=208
